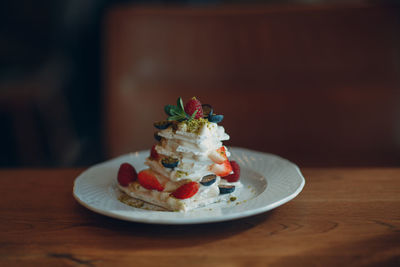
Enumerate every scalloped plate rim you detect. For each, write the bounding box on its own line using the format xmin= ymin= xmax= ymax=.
xmin=73 ymin=147 xmax=305 ymax=225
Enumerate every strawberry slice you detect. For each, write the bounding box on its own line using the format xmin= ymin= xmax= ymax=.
xmin=171 ymin=182 xmax=199 ymax=199
xmin=150 ymin=144 xmax=160 ymax=160
xmin=222 ymin=160 xmax=240 ymax=182
xmin=117 ymin=163 xmax=137 ymax=186
xmin=137 ymin=169 xmax=164 ymax=191
xmin=208 ymin=146 xmax=228 ymax=164
xmin=210 ymin=160 xmax=232 ymax=177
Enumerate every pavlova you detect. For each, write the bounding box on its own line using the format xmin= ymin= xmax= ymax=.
xmin=116 ymin=97 xmax=241 ymax=211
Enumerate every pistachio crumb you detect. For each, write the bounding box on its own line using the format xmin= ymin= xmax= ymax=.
xmin=118 ymin=194 xmax=145 ymax=209
xmin=176 ymin=170 xmax=189 ymax=178
xmin=180 ymin=118 xmax=210 ymax=134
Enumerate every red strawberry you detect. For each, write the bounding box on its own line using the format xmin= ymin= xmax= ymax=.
xmin=137 ymin=169 xmax=164 ymax=191
xmin=210 ymin=160 xmax=232 ymax=177
xmin=150 ymin=144 xmax=160 ymax=160
xmin=117 ymin=163 xmax=137 ymax=186
xmin=208 ymin=146 xmax=228 ymax=164
xmin=184 ymin=97 xmax=203 ymax=119
xmin=222 ymin=161 xmax=240 ymax=182
xmin=171 ymin=182 xmax=199 ymax=199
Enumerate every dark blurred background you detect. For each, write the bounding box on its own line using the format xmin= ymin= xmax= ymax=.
xmin=0 ymin=0 xmax=399 ymax=168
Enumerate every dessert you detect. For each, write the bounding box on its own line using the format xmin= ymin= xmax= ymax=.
xmin=117 ymin=97 xmax=241 ymax=211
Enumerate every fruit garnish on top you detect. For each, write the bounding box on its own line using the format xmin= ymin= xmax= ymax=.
xmin=161 ymin=97 xmax=224 ymax=125
xmin=184 ymin=97 xmax=203 ymax=119
xmin=164 ymin=97 xmax=199 ymax=122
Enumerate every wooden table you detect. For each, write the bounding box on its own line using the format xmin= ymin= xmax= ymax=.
xmin=1 ymin=168 xmax=399 ymax=266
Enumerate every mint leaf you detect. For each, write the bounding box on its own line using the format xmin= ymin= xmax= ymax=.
xmin=177 ymin=97 xmax=184 ymax=111
xmin=165 ymin=97 xmax=191 ymax=122
xmin=164 ymin=105 xmax=175 ymax=116
xmin=169 ymin=108 xmax=180 ymax=116
xmin=168 ymin=114 xmax=186 ymax=121
xmin=167 ymin=116 xmax=179 ymax=121
xmin=190 ymin=110 xmax=198 ymax=120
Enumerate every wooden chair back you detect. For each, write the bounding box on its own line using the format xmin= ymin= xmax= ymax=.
xmin=103 ymin=4 xmax=400 ymax=166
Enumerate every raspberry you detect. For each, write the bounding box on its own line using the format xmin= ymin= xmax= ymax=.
xmin=222 ymin=161 xmax=240 ymax=182
xmin=117 ymin=163 xmax=137 ymax=186
xmin=150 ymin=144 xmax=159 ymax=160
xmin=184 ymin=97 xmax=203 ymax=119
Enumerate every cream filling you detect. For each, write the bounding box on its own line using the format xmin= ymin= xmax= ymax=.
xmin=118 ymin=178 xmax=227 ymax=212
xmin=145 ymin=158 xmax=217 ymax=182
xmin=157 ymin=123 xmax=229 ymax=146
xmin=119 ymin=121 xmax=239 ymax=211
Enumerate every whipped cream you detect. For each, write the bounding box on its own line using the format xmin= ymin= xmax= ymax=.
xmin=150 ymin=121 xmax=231 ymax=181
xmin=118 ymin=100 xmax=241 ymax=212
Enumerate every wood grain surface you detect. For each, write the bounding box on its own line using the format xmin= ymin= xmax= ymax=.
xmin=0 ymin=168 xmax=399 ymax=266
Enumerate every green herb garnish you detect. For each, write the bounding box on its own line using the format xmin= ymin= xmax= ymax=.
xmin=165 ymin=97 xmax=197 ymax=121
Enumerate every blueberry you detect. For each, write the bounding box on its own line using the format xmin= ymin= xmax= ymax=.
xmin=154 ymin=132 xmax=162 ymax=142
xmin=161 ymin=157 xmax=179 ymax=168
xmin=219 ymin=184 xmax=235 ymax=194
xmin=154 ymin=121 xmax=171 ymax=130
xmin=200 ymin=174 xmax=217 ymax=186
xmin=201 ymin=104 xmax=213 ymax=118
xmin=208 ymin=114 xmax=224 ymax=123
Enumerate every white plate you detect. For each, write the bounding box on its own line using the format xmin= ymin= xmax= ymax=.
xmin=73 ymin=147 xmax=305 ymax=225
